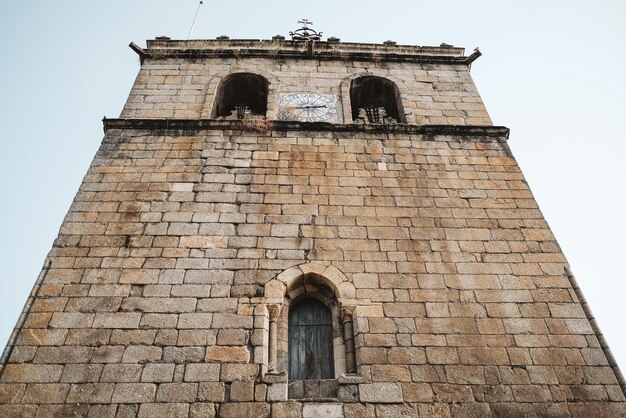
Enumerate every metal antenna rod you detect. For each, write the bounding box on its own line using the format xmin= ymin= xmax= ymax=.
xmin=187 ymin=1 xmax=204 ymax=40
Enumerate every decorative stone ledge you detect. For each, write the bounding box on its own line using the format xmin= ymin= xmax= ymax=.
xmin=146 ymin=38 xmax=466 ymax=56
xmin=102 ymin=118 xmax=510 ymax=141
xmin=136 ymin=38 xmax=475 ymax=65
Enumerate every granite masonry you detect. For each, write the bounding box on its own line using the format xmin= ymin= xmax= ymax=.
xmin=1 ymin=34 xmax=625 ymax=417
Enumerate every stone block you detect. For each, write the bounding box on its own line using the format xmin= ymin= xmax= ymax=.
xmin=49 ymin=312 xmax=94 ymax=328
xmin=138 ymin=403 xmax=189 ymax=418
xmin=110 ymin=330 xmax=156 ymax=345
xmin=1 ymin=364 xmax=64 ymax=383
xmin=91 ymin=345 xmax=125 ymax=363
xmin=359 ymin=382 xmax=403 ymax=403
xmin=120 ymin=269 xmax=160 ymax=284
xmin=16 ymin=329 xmax=67 ymax=346
xmin=178 ymin=329 xmax=216 ymax=346
xmin=375 ymin=404 xmax=419 ymax=418
xmin=511 ymin=385 xmax=552 ymax=402
xmin=33 ymin=346 xmax=93 ymax=364
xmin=337 ymin=384 xmax=359 ymax=402
xmin=184 ymin=363 xmax=220 ymax=382
xmin=217 ymin=329 xmax=248 ymax=345
xmin=426 ymin=347 xmax=459 ymax=364
xmin=0 ymin=405 xmax=38 ymax=418
xmin=66 ymin=383 xmax=115 ymax=403
xmin=87 ymin=404 xmax=118 ymax=418
xmin=190 ymin=403 xmax=217 ymax=418
xmin=140 ymin=313 xmax=178 ymax=329
xmin=111 ymin=383 xmax=156 ymax=403
xmin=141 ymin=363 xmax=175 ymax=382
xmin=570 ymin=403 xmax=626 ymax=417
xmin=458 ymin=348 xmax=509 ymax=365
xmin=121 ymin=297 xmax=196 ymax=313
xmin=220 ymin=402 xmax=270 ymax=418
xmin=255 ymin=383 xmax=267 ymax=401
xmin=267 ymin=382 xmax=288 ymax=402
xmin=31 ymin=403 xmax=90 ymax=417
xmin=197 ymin=297 xmax=238 ymax=312
xmin=526 ymin=366 xmax=559 ymax=385
xmin=530 ymin=348 xmax=567 ymax=365
xmin=198 ymin=382 xmax=225 ymax=402
xmin=445 ymin=365 xmax=486 ymax=385
xmin=122 ymin=346 xmax=162 ymax=363
xmin=171 ymin=284 xmax=211 ymax=297
xmin=0 ymin=383 xmax=25 ymax=404
xmin=387 ymin=347 xmax=426 ymax=365
xmin=205 ymin=346 xmax=250 ymax=363
xmin=22 ymin=383 xmax=70 ymax=404
xmin=402 ymin=382 xmax=434 ymax=402
xmin=345 ymin=403 xmax=376 ymax=418
xmin=162 ymin=347 xmax=205 ymax=364
xmin=220 ymin=364 xmax=259 ymax=382
xmin=101 ymin=364 xmax=143 ymax=382
xmin=93 ymin=313 xmax=141 ymax=329
xmin=212 ymin=313 xmax=253 ymax=329
xmin=271 ymin=402 xmax=302 ymax=418
xmin=156 ymin=382 xmax=198 ymax=402
xmin=65 ymin=329 xmax=111 ymax=346
xmin=288 ymin=380 xmax=304 ymax=399
xmin=450 ymin=403 xmax=491 ymax=417
xmin=231 ymin=381 xmax=255 ymax=401
xmin=431 ymin=383 xmax=473 ymax=402
xmin=302 ymin=403 xmax=343 ymax=418
xmin=178 ymin=313 xmax=213 ymax=329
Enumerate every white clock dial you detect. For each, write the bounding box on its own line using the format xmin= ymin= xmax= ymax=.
xmin=278 ymin=93 xmax=339 ymax=122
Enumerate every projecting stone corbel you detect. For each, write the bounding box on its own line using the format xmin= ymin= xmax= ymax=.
xmin=129 ymin=42 xmax=147 ymax=64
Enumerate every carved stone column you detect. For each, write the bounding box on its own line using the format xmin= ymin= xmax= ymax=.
xmin=267 ymin=304 xmax=282 ymax=372
xmin=342 ymin=306 xmax=356 ymax=374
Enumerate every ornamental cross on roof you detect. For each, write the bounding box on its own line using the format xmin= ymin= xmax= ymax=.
xmin=289 ymin=19 xmax=323 ymax=41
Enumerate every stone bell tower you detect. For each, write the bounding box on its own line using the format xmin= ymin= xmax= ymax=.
xmin=1 ymin=21 xmax=625 ymax=417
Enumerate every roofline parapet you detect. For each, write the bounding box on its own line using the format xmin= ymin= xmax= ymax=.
xmin=129 ymin=38 xmax=480 ymax=65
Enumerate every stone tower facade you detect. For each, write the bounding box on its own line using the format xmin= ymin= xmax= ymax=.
xmin=1 ymin=31 xmax=625 ymax=418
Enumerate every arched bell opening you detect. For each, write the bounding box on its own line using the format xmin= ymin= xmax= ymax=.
xmin=350 ymin=75 xmax=404 ymax=124
xmin=212 ymin=72 xmax=269 ymax=120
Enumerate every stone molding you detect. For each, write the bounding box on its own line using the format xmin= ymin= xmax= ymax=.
xmin=139 ymin=38 xmax=473 ymax=65
xmin=102 ymin=118 xmax=510 ymax=140
xmin=265 ymin=263 xmax=354 ymax=300
xmin=262 ymin=263 xmax=360 ymax=383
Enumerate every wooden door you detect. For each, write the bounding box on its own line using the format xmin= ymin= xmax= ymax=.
xmin=288 ymin=299 xmax=334 ymax=380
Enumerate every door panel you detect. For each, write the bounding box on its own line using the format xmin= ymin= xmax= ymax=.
xmin=288 ymin=299 xmax=334 ymax=380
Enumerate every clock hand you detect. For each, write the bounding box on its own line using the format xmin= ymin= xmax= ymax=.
xmin=295 ymin=104 xmax=328 ymax=109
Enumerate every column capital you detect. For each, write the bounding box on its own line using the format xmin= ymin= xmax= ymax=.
xmin=267 ymin=303 xmax=282 ymax=321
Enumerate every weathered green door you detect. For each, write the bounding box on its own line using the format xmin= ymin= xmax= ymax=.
xmin=288 ymin=299 xmax=334 ymax=380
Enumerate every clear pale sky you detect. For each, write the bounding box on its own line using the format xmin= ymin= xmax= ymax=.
xmin=1 ymin=1 xmax=625 ymax=372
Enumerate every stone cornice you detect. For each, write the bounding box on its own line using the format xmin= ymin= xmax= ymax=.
xmin=102 ymin=118 xmax=509 ymax=141
xmin=132 ymin=38 xmax=479 ymax=65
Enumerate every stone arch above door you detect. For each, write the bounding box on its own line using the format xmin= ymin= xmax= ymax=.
xmin=264 ymin=262 xmax=356 ymax=303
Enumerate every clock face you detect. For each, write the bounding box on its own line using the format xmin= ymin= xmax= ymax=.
xmin=278 ymin=93 xmax=339 ymax=122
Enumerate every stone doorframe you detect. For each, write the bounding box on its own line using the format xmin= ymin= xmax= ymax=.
xmin=259 ymin=263 xmax=359 ymax=380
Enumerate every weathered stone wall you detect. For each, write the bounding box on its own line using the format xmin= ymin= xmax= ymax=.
xmin=1 ymin=38 xmax=624 ymax=417
xmin=1 ymin=125 xmax=624 ymax=417
xmin=120 ymin=57 xmax=492 ymax=126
